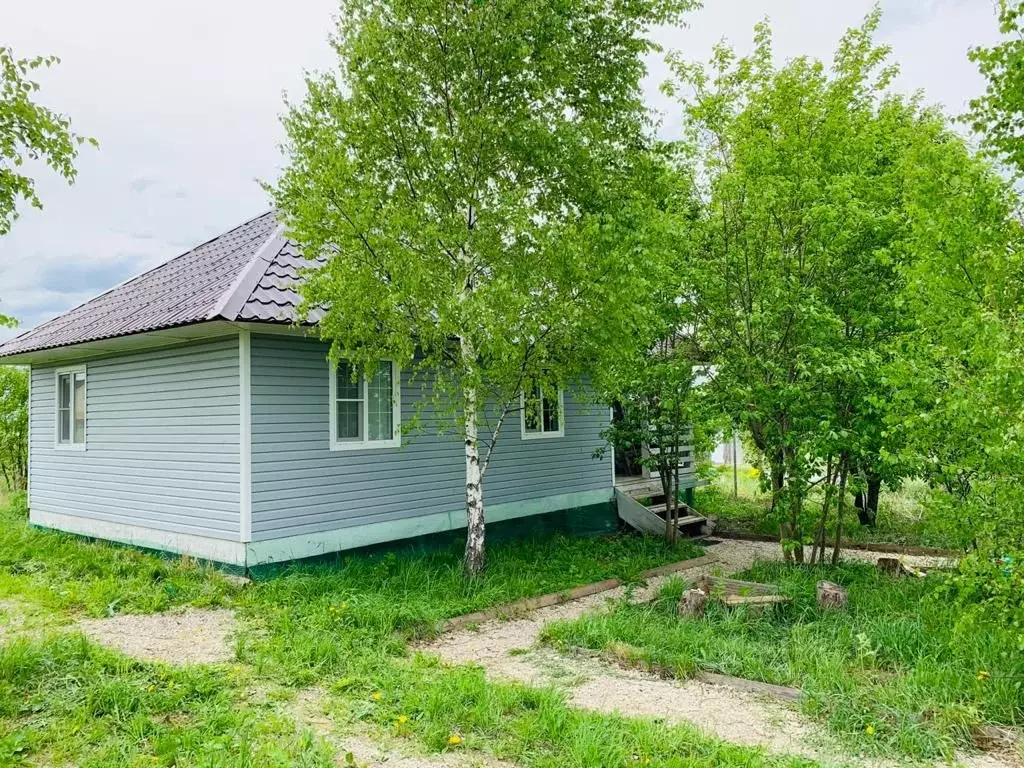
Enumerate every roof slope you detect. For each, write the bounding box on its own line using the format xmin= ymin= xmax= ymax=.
xmin=0 ymin=211 xmax=321 ymax=358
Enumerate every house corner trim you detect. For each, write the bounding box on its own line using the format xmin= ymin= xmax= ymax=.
xmin=239 ymin=329 xmax=252 ymax=542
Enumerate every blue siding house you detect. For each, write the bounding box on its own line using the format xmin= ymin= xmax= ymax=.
xmin=0 ymin=212 xmax=614 ymax=571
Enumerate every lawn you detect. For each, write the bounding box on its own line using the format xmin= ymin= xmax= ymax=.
xmin=0 ymin=498 xmax=815 ymax=768
xmin=540 ymin=560 xmax=1023 ymax=760
xmin=698 ymin=466 xmax=969 ymax=551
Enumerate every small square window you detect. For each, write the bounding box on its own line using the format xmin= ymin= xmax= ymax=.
xmin=330 ymin=360 xmax=401 ymax=450
xmin=56 ymin=367 xmax=87 ymax=448
xmin=522 ymin=384 xmax=564 ymax=439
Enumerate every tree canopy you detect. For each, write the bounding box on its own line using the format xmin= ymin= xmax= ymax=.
xmin=273 ymin=0 xmax=691 ymax=573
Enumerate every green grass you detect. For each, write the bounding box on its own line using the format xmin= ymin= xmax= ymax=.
xmin=699 ymin=469 xmax=968 ymax=550
xmin=540 ymin=561 xmax=1024 ymax=759
xmin=0 ymin=495 xmax=239 ymax=620
xmin=0 ymin=501 xmax=816 ymax=768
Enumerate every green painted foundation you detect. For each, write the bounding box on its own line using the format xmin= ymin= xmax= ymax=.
xmin=246 ymin=501 xmax=620 ymax=579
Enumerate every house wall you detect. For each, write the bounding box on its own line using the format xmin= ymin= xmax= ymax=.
xmin=248 ymin=334 xmax=612 ymax=543
xmin=29 ymin=337 xmax=241 ymax=542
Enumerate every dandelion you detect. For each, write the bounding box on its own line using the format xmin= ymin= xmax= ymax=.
xmin=448 ymin=734 xmax=463 ymax=745
xmin=977 ymin=670 xmax=990 ymax=681
xmin=397 ymin=715 xmax=409 ymax=725
xmin=371 ymin=691 xmax=383 ymax=701
xmin=865 ymin=725 xmax=875 ymax=736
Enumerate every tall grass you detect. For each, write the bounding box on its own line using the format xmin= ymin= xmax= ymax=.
xmin=541 ymin=561 xmax=1023 ymax=758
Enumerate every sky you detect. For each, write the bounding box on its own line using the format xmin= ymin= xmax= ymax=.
xmin=0 ymin=0 xmax=1004 ymax=339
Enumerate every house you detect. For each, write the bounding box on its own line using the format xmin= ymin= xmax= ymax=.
xmin=0 ymin=211 xmax=624 ymax=572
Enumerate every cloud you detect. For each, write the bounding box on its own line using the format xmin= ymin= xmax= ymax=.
xmin=128 ymin=176 xmax=159 ymax=194
xmin=0 ymin=0 xmax=1007 ymax=344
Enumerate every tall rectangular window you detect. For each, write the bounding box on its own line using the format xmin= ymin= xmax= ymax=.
xmin=522 ymin=383 xmax=564 ymax=439
xmin=330 ymin=360 xmax=400 ymax=450
xmin=56 ymin=367 xmax=86 ymax=447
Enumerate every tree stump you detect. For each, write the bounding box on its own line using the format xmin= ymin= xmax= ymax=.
xmin=816 ymin=581 xmax=848 ymax=610
xmin=876 ymin=557 xmax=903 ymax=577
xmin=678 ymin=588 xmax=709 ymax=618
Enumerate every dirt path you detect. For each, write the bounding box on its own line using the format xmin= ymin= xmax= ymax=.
xmin=419 ymin=540 xmax=1010 ymax=768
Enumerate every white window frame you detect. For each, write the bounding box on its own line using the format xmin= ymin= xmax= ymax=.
xmin=520 ymin=384 xmax=565 ymax=440
xmin=54 ymin=365 xmax=87 ymax=450
xmin=328 ymin=359 xmax=402 ymax=451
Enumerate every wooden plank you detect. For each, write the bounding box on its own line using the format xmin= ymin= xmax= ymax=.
xmin=722 ymin=594 xmax=790 ymax=607
xmin=696 ymin=672 xmax=802 ymax=702
xmin=441 ymin=552 xmax=719 ymax=632
xmin=640 ymin=553 xmax=718 ymax=579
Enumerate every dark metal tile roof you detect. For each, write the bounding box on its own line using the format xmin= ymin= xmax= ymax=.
xmin=237 ymin=240 xmax=326 ymax=324
xmin=0 ymin=211 xmax=323 ymax=358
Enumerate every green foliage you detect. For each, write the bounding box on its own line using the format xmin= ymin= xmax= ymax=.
xmin=542 ymin=562 xmax=1024 ymax=759
xmin=938 ymin=548 xmax=1024 ymax=652
xmin=0 ymin=367 xmax=27 ymax=493
xmin=968 ymin=0 xmax=1024 ymax=174
xmin=271 ymin=0 xmax=693 ymax=570
xmin=0 ymin=47 xmax=95 ymax=236
xmin=668 ymin=11 xmax=1013 ymax=561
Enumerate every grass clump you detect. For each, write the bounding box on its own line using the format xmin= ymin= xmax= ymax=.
xmin=0 ymin=633 xmax=333 ymax=767
xmin=0 ymin=503 xmax=239 ymax=618
xmin=541 ymin=561 xmax=1023 ymax=759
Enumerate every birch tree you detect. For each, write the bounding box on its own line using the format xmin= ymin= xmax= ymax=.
xmin=272 ymin=0 xmax=688 ymax=574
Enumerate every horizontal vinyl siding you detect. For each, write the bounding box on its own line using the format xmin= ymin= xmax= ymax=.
xmin=30 ymin=337 xmax=241 ymax=539
xmin=250 ymin=335 xmax=610 ymax=540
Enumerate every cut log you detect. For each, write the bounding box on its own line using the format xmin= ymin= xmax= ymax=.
xmin=816 ymin=581 xmax=848 ymax=610
xmin=678 ymin=588 xmax=709 ymax=618
xmin=876 ymin=557 xmax=903 ymax=577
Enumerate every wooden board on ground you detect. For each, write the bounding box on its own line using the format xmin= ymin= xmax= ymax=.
xmin=695 ymin=575 xmax=791 ymax=609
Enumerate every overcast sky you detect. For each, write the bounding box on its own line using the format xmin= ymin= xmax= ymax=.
xmin=0 ymin=0 xmax=1003 ymax=339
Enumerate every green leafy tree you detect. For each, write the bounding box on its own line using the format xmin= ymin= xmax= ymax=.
xmin=0 ymin=366 xmax=28 ymax=494
xmin=272 ymin=0 xmax=690 ymax=574
xmin=1 ymin=48 xmax=95 ymax=235
xmin=968 ymin=0 xmax=1024 ymax=174
xmin=668 ymin=12 xmax=938 ymax=561
xmin=1 ymin=47 xmax=95 ymax=326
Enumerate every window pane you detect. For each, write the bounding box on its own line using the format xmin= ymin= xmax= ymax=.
xmin=336 ymin=400 xmax=362 ymax=440
xmin=73 ymin=373 xmax=86 ymax=444
xmin=524 ymin=385 xmax=542 ymax=432
xmin=367 ymin=361 xmax=393 ymax=441
xmin=57 ymin=374 xmax=71 ymax=443
xmin=543 ymin=393 xmax=560 ymax=433
xmin=336 ymin=361 xmax=361 ymax=399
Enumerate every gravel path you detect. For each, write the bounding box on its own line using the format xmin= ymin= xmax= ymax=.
xmin=419 ymin=540 xmax=1010 ymax=768
xmin=77 ymin=608 xmax=237 ymax=664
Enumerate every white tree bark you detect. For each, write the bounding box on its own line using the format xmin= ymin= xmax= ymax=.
xmin=462 ymin=337 xmax=486 ymax=576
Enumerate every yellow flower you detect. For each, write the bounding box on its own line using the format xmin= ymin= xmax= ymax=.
xmin=448 ymin=734 xmax=463 ymax=745
xmin=977 ymin=670 xmax=990 ymax=681
xmin=397 ymin=715 xmax=409 ymax=725
xmin=371 ymin=691 xmax=383 ymax=701
xmin=865 ymin=725 xmax=875 ymax=736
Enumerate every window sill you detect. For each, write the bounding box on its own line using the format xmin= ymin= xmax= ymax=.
xmin=54 ymin=443 xmax=87 ymax=452
xmin=330 ymin=438 xmax=402 ymax=452
xmin=521 ymin=431 xmax=565 ymax=440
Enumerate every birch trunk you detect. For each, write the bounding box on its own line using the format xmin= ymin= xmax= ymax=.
xmin=462 ymin=339 xmax=485 ymax=576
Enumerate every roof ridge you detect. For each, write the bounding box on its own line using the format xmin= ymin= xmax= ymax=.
xmin=208 ymin=223 xmax=286 ymax=321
